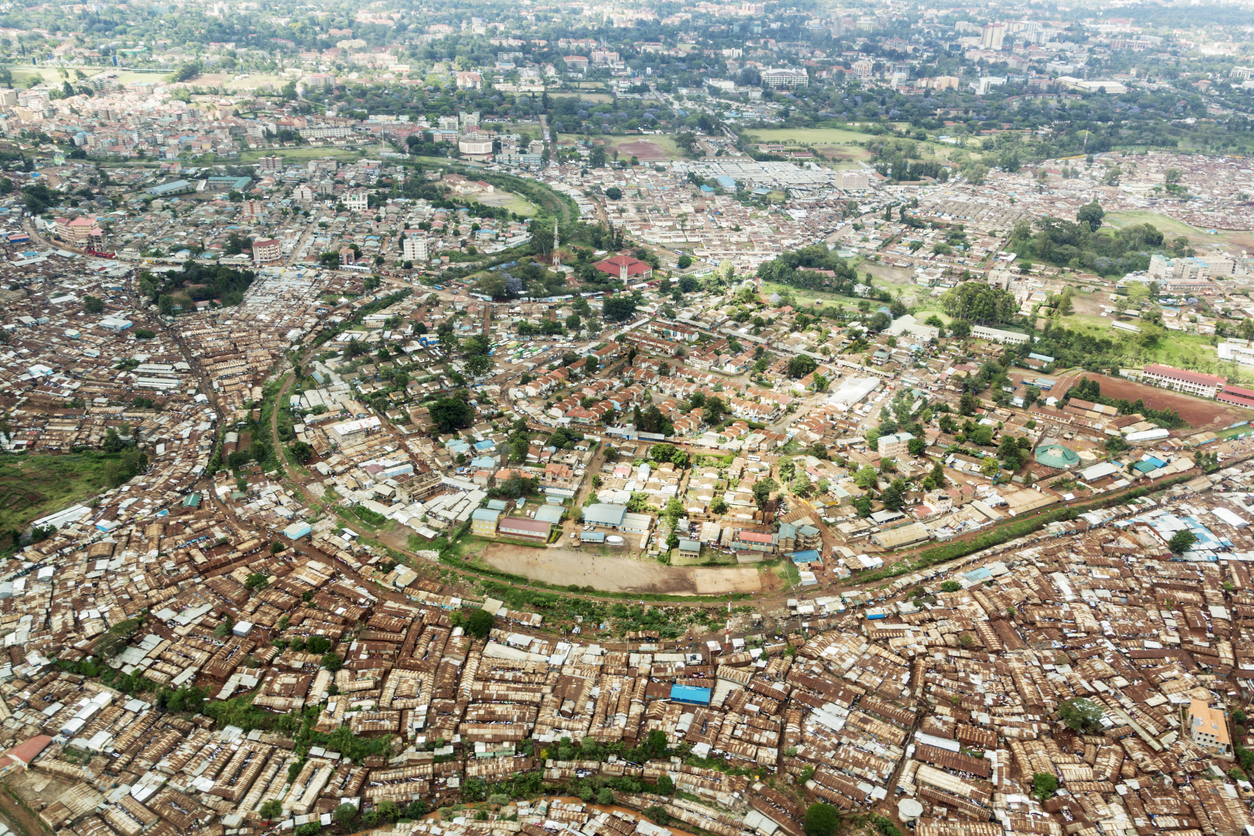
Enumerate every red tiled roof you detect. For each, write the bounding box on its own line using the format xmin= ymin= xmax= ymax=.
xmin=1144 ymin=364 xmax=1225 ymax=386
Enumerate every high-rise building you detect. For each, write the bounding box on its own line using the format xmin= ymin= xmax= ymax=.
xmin=403 ymin=236 xmax=428 ymax=263
xmin=981 ymin=23 xmax=1006 ymax=50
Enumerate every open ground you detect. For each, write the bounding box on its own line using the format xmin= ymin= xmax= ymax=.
xmin=1055 ymin=370 xmax=1249 ymax=432
xmin=0 ymin=453 xmax=117 ymax=536
xmin=743 ymin=127 xmax=875 ymax=163
xmin=559 ymin=133 xmax=683 ymax=161
xmin=479 ymin=543 xmax=762 ymax=595
xmin=1106 ymin=209 xmax=1254 ymax=253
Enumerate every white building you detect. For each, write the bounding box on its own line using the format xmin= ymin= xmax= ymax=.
xmin=403 ymin=236 xmax=428 ymax=263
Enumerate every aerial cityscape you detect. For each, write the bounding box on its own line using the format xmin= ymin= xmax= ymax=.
xmin=5 ymin=2 xmax=1254 ymax=836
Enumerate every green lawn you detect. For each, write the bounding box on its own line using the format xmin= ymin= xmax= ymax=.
xmin=1057 ymin=312 xmax=1224 ymax=372
xmin=0 ymin=453 xmax=117 ymax=535
xmin=1104 ymin=210 xmax=1205 ymax=240
xmin=550 ymin=92 xmax=613 ymax=103
xmin=236 ymin=147 xmax=368 ymax=163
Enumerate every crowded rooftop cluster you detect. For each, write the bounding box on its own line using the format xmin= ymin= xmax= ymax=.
xmin=6 ymin=0 xmax=1254 ymax=835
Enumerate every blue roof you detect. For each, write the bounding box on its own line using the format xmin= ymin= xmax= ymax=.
xmin=670 ymin=684 xmax=712 ymax=705
xmin=581 ymin=531 xmax=605 ymax=542
xmin=715 ymin=175 xmax=736 ymax=190
xmin=791 ymin=550 xmax=821 ymax=564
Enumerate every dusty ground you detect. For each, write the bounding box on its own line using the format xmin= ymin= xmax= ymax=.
xmin=4 ymin=768 xmax=76 ymax=835
xmin=615 ymin=140 xmax=668 ymax=161
xmin=1056 ymin=370 xmax=1247 ymax=432
xmin=481 ymin=544 xmax=762 ymax=595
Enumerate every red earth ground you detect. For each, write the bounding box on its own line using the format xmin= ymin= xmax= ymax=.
xmin=1056 ymin=371 xmax=1249 ymax=432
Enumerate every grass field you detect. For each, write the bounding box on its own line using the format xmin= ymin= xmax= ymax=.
xmin=1105 ymin=210 xmax=1204 ymax=240
xmin=0 ymin=453 xmax=114 ymax=535
xmin=744 ymin=128 xmax=875 ymax=162
xmin=744 ymin=126 xmax=980 ymax=165
xmin=236 ymin=147 xmax=367 ymax=163
xmin=1104 ymin=209 xmax=1254 ymax=254
xmin=477 ymin=191 xmax=537 ymax=216
xmin=1057 ymin=312 xmax=1225 ymax=371
xmin=550 ymin=92 xmax=613 ymax=103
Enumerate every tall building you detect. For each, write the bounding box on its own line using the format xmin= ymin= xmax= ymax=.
xmin=403 ymin=236 xmax=428 ymax=263
xmin=256 ymin=155 xmax=283 ymax=175
xmin=981 ymin=23 xmax=1006 ymax=50
xmin=760 ymin=67 xmax=809 ymax=89
xmin=252 ymin=239 xmax=281 ymax=264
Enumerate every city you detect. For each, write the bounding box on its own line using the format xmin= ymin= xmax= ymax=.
xmin=1 ymin=2 xmax=1254 ymax=836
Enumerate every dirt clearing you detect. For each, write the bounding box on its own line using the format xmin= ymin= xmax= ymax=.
xmin=615 ymin=140 xmax=669 ymax=161
xmin=481 ymin=544 xmax=762 ymax=595
xmin=1056 ymin=371 xmax=1249 ymax=432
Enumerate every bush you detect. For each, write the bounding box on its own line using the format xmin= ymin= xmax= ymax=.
xmin=1058 ymin=697 xmax=1104 ymax=733
xmin=464 ymin=608 xmax=495 ymax=639
xmin=803 ymin=803 xmax=841 ymax=836
xmin=939 ymin=580 xmax=961 ymax=593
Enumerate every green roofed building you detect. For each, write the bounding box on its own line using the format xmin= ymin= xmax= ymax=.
xmin=1035 ymin=443 xmax=1080 ymax=470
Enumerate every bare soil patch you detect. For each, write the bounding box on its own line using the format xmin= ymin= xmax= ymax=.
xmin=481 ymin=544 xmax=761 ymax=595
xmin=1057 ymin=371 xmax=1248 ymax=432
xmin=615 ymin=140 xmax=667 ymax=161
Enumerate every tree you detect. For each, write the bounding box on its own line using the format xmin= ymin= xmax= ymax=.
xmin=259 ymin=800 xmax=283 ymax=820
xmin=802 ymin=803 xmax=841 ymax=836
xmin=1032 ymin=773 xmax=1059 ymax=801
xmin=321 ymin=652 xmax=342 ymax=672
xmin=1168 ymin=529 xmax=1197 ymax=555
xmin=291 ymin=440 xmax=314 ymax=464
xmin=703 ymin=396 xmax=727 ymax=425
xmin=786 ymin=355 xmax=817 ymax=379
xmin=959 ymin=392 xmax=980 ymax=416
xmin=854 ymin=466 xmax=878 ymax=490
xmin=881 ymin=479 xmax=906 ymax=511
xmin=597 ymin=788 xmax=613 ymax=805
xmin=333 ymin=803 xmax=358 ymax=826
xmin=430 ymin=396 xmax=474 ymax=432
xmin=790 ymin=472 xmax=811 ymax=496
xmin=83 ymin=294 xmax=104 ymax=313
xmin=1058 ymin=697 xmax=1104 ymax=733
xmin=907 ymin=437 xmax=926 ymax=457
xmin=602 ymin=295 xmax=638 ymax=322
xmin=751 ymin=477 xmax=778 ymax=509
xmin=677 ymin=255 xmax=692 ymax=269
xmin=941 ymin=284 xmax=1016 ymax=325
xmin=605 ymin=186 xmax=623 ymax=200
xmin=465 ymin=608 xmax=495 ymax=638
xmin=657 ymin=774 xmax=674 ymax=794
xmin=940 ymin=580 xmax=961 ymax=593
xmin=1077 ymin=200 xmax=1105 ymax=233
xmin=1164 ymin=168 xmax=1183 ymax=185
xmin=710 ymin=496 xmax=728 ymax=515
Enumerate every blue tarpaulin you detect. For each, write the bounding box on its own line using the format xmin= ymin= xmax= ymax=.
xmin=670 ymin=684 xmax=712 ymax=705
